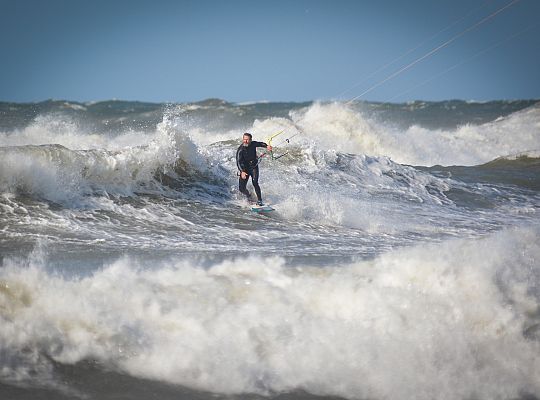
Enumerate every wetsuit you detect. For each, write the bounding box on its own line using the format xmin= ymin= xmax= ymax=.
xmin=236 ymin=141 xmax=268 ymax=202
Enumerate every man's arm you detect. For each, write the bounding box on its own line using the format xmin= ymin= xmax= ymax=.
xmin=236 ymin=146 xmax=246 ymax=172
xmin=253 ymin=141 xmax=272 ymax=151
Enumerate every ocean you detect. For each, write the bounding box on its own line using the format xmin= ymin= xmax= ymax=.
xmin=1 ymin=98 xmax=539 ymax=400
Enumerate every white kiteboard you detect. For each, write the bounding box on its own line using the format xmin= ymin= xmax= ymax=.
xmin=250 ymin=203 xmax=275 ymax=213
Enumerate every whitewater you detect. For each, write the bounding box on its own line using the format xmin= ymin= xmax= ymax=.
xmin=1 ymin=99 xmax=539 ymax=400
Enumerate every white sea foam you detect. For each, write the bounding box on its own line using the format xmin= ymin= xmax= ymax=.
xmin=2 ymin=99 xmax=539 ymax=400
xmin=492 ymin=149 xmax=540 ymax=161
xmin=0 ymin=115 xmax=205 ymax=204
xmin=1 ymin=225 xmax=539 ymax=399
xmin=0 ymin=103 xmax=536 ymax=243
xmin=256 ymin=149 xmax=456 ymax=232
xmin=0 ymin=106 xmax=457 ymax=222
xmin=283 ymin=102 xmax=540 ymax=166
xmin=0 ymin=113 xmax=166 ymax=152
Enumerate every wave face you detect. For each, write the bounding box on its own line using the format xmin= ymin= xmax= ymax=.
xmin=1 ymin=98 xmax=540 ymax=400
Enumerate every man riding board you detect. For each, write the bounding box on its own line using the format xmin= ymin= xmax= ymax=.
xmin=235 ymin=132 xmax=272 ymax=206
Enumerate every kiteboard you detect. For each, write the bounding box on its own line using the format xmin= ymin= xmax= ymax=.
xmin=250 ymin=203 xmax=275 ymax=213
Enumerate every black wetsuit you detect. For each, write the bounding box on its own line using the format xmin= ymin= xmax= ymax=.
xmin=236 ymin=141 xmax=268 ymax=202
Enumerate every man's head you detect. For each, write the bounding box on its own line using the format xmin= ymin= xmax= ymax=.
xmin=242 ymin=133 xmax=252 ymax=147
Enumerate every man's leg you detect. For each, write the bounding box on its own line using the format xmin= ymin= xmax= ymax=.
xmin=239 ymin=175 xmax=251 ymax=199
xmin=251 ymin=167 xmax=262 ymax=202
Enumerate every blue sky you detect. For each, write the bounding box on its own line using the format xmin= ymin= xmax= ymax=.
xmin=1 ymin=0 xmax=539 ymax=103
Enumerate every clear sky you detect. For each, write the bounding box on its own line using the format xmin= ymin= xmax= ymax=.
xmin=1 ymin=0 xmax=539 ymax=103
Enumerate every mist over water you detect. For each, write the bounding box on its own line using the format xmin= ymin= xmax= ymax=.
xmin=1 ymin=98 xmax=539 ymax=400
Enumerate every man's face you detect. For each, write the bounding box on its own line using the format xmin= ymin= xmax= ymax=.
xmin=242 ymin=135 xmax=251 ymax=146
